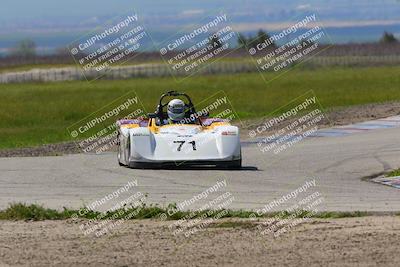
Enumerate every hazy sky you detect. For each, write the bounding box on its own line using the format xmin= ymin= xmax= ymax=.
xmin=1 ymin=0 xmax=399 ymax=24
xmin=1 ymin=0 xmax=399 ymax=51
xmin=2 ymin=0 xmax=218 ymax=21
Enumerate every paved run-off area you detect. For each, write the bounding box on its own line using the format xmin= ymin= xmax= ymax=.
xmin=0 ymin=124 xmax=399 ymax=212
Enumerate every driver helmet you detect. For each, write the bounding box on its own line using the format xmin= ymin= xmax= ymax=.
xmin=167 ymin=99 xmax=186 ymax=122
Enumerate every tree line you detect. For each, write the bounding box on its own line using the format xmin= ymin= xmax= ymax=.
xmin=7 ymin=30 xmax=400 ymax=58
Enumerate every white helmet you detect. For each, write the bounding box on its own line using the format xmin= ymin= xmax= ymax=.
xmin=167 ymin=99 xmax=185 ymax=121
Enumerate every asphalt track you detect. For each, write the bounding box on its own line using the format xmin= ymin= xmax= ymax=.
xmin=1 ymin=120 xmax=400 ymax=212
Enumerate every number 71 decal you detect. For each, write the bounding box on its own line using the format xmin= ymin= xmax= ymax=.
xmin=173 ymin=140 xmax=196 ymax=151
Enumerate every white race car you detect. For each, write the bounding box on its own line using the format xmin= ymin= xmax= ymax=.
xmin=116 ymin=91 xmax=241 ymax=169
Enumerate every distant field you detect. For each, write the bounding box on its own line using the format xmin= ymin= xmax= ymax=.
xmin=0 ymin=66 xmax=400 ymax=149
xmin=0 ymin=64 xmax=75 ymax=74
xmin=0 ymin=57 xmax=255 ymax=74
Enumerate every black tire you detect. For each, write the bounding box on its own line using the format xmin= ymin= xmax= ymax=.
xmin=125 ymin=136 xmax=131 ymax=166
xmin=117 ymin=144 xmax=123 ymax=166
xmin=226 ymin=158 xmax=242 ymax=169
xmin=117 ymin=133 xmax=126 ymax=166
xmin=228 ymin=149 xmax=242 ymax=169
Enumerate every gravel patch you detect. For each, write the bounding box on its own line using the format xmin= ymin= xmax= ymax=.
xmin=1 ymin=216 xmax=400 ymax=266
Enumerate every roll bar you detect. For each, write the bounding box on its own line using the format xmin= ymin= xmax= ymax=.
xmin=155 ymin=90 xmax=196 ymax=118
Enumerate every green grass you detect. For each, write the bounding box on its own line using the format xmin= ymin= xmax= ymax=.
xmin=387 ymin=169 xmax=400 ymax=177
xmin=211 ymin=221 xmax=259 ymax=229
xmin=0 ymin=203 xmax=373 ymax=221
xmin=0 ymin=203 xmax=73 ymax=220
xmin=311 ymin=211 xmax=369 ymax=218
xmin=1 ymin=66 xmax=400 ymax=149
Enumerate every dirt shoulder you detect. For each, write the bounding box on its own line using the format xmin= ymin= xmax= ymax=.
xmin=0 ymin=141 xmax=81 ymax=158
xmin=1 ymin=216 xmax=400 ymax=266
xmin=240 ymin=101 xmax=400 ymax=137
xmin=1 ymin=101 xmax=400 ymax=158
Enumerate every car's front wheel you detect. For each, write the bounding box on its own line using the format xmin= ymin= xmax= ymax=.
xmin=117 ymin=139 xmax=125 ymax=166
xmin=227 ymin=158 xmax=242 ymax=169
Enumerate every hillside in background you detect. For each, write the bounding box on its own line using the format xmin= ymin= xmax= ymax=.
xmin=1 ymin=0 xmax=400 ymax=55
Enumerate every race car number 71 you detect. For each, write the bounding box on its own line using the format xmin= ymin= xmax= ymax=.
xmin=173 ymin=140 xmax=196 ymax=151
